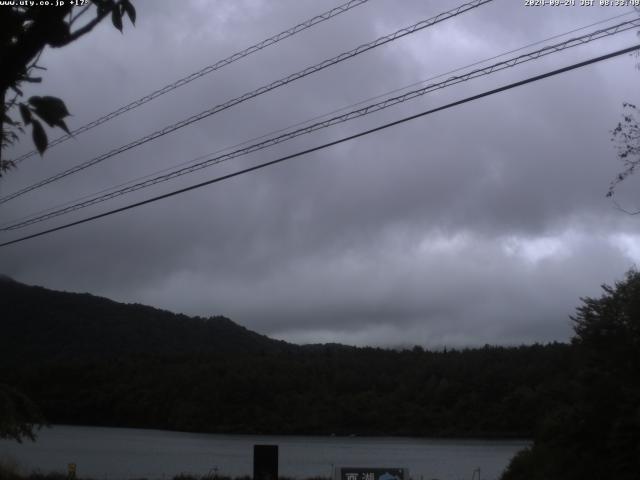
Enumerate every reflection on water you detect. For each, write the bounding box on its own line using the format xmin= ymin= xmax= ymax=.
xmin=0 ymin=425 xmax=529 ymax=480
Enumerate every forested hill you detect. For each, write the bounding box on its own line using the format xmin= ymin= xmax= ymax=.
xmin=1 ymin=276 xmax=576 ymax=438
xmin=0 ymin=275 xmax=292 ymax=363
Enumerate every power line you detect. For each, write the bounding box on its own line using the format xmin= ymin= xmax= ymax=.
xmin=9 ymin=0 xmax=373 ymax=165
xmin=5 ymin=17 xmax=636 ymax=230
xmin=12 ymin=7 xmax=631 ymax=204
xmin=1 ymin=43 xmax=637 ymax=249
xmin=7 ymin=11 xmax=636 ymax=229
xmin=0 ymin=0 xmax=494 ymax=206
xmin=4 ymin=18 xmax=638 ymax=231
xmin=6 ymin=9 xmax=632 ymax=230
xmin=26 ymin=4 xmax=625 ymax=231
xmin=323 ymin=10 xmax=638 ymax=120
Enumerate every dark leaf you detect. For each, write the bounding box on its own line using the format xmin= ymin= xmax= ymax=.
xmin=31 ymin=119 xmax=47 ymax=155
xmin=19 ymin=103 xmax=32 ymax=125
xmin=29 ymin=96 xmax=71 ymax=129
xmin=45 ymin=19 xmax=71 ymax=47
xmin=121 ymin=0 xmax=136 ymax=24
xmin=57 ymin=118 xmax=71 ymax=135
xmin=112 ymin=7 xmax=123 ymax=32
xmin=28 ymin=96 xmax=70 ymax=118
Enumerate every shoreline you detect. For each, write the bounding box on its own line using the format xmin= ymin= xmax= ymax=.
xmin=28 ymin=424 xmax=532 ymax=443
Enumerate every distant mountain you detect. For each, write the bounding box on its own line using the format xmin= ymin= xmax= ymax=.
xmin=0 ymin=278 xmax=292 ymax=365
xmin=0 ymin=278 xmax=576 ymax=438
xmin=0 ymin=273 xmax=17 ymax=283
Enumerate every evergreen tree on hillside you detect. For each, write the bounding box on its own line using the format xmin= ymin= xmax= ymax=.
xmin=502 ymin=270 xmax=640 ymax=480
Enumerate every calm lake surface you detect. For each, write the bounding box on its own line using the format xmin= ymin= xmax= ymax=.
xmin=0 ymin=425 xmax=529 ymax=480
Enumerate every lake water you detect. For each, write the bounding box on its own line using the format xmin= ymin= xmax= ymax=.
xmin=0 ymin=425 xmax=529 ymax=480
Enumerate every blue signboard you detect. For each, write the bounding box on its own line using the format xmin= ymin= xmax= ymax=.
xmin=337 ymin=467 xmax=407 ymax=480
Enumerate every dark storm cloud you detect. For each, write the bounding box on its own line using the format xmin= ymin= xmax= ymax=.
xmin=1 ymin=0 xmax=640 ymax=347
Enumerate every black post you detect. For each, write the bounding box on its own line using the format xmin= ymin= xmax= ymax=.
xmin=253 ymin=444 xmax=278 ymax=480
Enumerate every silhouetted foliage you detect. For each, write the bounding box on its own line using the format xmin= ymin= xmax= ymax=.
xmin=608 ymin=102 xmax=640 ymax=202
xmin=0 ymin=276 xmax=47 ymax=442
xmin=0 ymin=466 xmax=264 ymax=480
xmin=0 ymin=0 xmax=136 ymax=174
xmin=0 ymin=383 xmax=45 ymax=443
xmin=607 ymin=20 xmax=640 ymax=205
xmin=502 ymin=270 xmax=640 ymax=480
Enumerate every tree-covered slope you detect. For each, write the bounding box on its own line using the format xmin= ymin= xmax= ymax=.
xmin=0 ymin=276 xmax=291 ymax=363
xmin=0 ymin=276 xmax=576 ymax=438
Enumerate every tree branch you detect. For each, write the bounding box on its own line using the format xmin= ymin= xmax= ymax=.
xmin=26 ymin=48 xmax=44 ymax=73
xmin=63 ymin=8 xmax=112 ymax=45
xmin=69 ymin=4 xmax=92 ymax=26
xmin=611 ymin=197 xmax=640 ymax=216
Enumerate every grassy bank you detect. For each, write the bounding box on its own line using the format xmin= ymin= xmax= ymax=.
xmin=0 ymin=462 xmax=330 ymax=480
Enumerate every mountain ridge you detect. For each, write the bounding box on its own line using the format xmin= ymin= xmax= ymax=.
xmin=1 ymin=277 xmax=575 ymax=439
xmin=0 ymin=278 xmax=293 ymax=364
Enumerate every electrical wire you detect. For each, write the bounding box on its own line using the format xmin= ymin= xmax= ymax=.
xmin=0 ymin=0 xmax=494 ymax=206
xmin=9 ymin=0 xmax=373 ymax=165
xmin=3 ymin=17 xmax=638 ymax=231
xmin=1 ymin=43 xmax=637 ymax=248
xmin=5 ymin=9 xmax=633 ymax=230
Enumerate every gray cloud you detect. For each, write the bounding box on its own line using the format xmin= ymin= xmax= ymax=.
xmin=2 ymin=0 xmax=640 ymax=348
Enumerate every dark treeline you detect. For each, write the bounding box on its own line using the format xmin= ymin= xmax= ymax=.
xmin=0 ymin=277 xmax=575 ymax=438
xmin=2 ymin=343 xmax=576 ymax=438
xmin=0 ymin=345 xmax=572 ymax=437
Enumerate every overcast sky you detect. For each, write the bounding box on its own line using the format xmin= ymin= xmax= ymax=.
xmin=1 ymin=0 xmax=640 ymax=347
